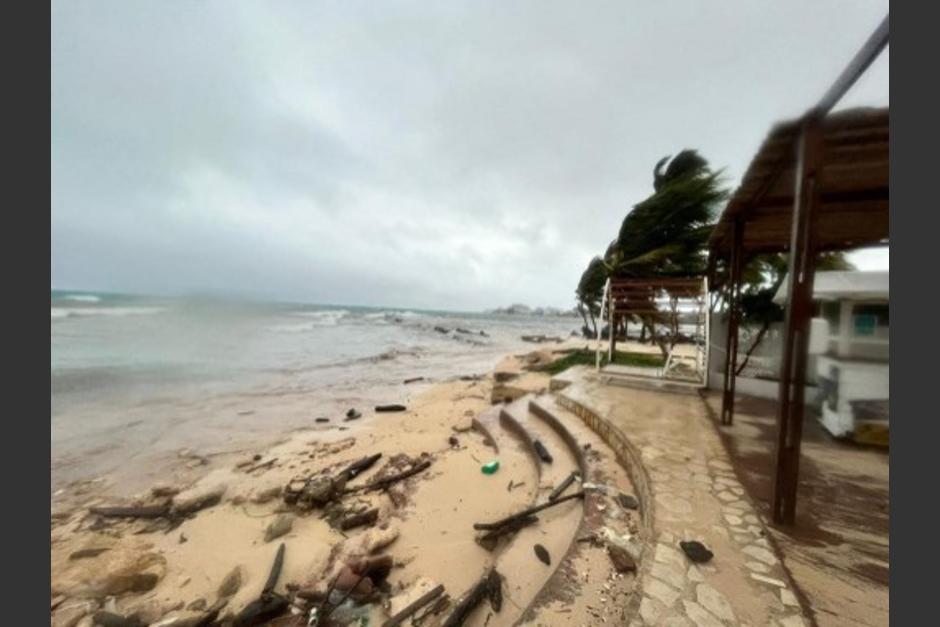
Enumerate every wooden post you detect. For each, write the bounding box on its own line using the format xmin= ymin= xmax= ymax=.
xmin=772 ymin=118 xmax=823 ymax=525
xmin=721 ymin=217 xmax=744 ymax=425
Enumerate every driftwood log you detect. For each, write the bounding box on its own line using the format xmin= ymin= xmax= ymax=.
xmin=473 ymin=491 xmax=585 ymax=531
xmin=382 ymin=584 xmax=445 ymax=627
xmin=339 ymin=453 xmax=383 ymax=481
xmin=346 ymin=459 xmax=432 ymax=494
xmin=89 ymin=505 xmax=170 ymax=519
xmin=442 ymin=569 xmax=502 ymax=627
xmin=233 ymin=543 xmax=288 ymax=626
xmin=263 ymin=543 xmax=286 ymax=594
xmin=475 ymin=515 xmax=538 ymax=551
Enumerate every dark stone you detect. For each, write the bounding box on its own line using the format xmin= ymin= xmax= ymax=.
xmin=448 ymin=435 xmax=459 ymax=448
xmin=607 ymin=545 xmax=637 ymax=573
xmin=375 ymin=404 xmax=407 ymax=413
xmin=533 ymin=440 xmax=553 ymax=464
xmin=253 ymin=454 xmax=262 ymax=461
xmin=534 ymin=544 xmax=551 ymax=565
xmin=617 ymin=493 xmax=640 ymax=510
xmin=679 ymin=540 xmax=714 ymax=563
xmin=344 ymin=409 xmax=362 ymax=421
xmin=434 ymin=326 xmax=450 ymax=334
xmin=315 ymin=417 xmax=330 ymax=423
xmin=403 ymin=377 xmax=425 ymax=384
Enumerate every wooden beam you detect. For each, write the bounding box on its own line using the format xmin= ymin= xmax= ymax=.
xmin=813 ymin=14 xmax=889 ymax=116
xmin=772 ymin=119 xmax=824 ymax=525
xmin=721 ymin=217 xmax=744 ymax=426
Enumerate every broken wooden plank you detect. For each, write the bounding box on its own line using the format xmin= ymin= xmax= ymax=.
xmin=383 ymin=584 xmax=445 ymax=627
xmin=263 ymin=543 xmax=286 ymax=595
xmin=442 ymin=569 xmax=502 ymax=627
xmin=473 ymin=491 xmax=584 ymax=531
xmin=340 ymin=507 xmax=379 ymax=530
xmin=347 ymin=459 xmax=432 ymax=493
xmin=476 ymin=515 xmax=537 ymax=551
xmin=548 ymin=472 xmax=579 ymax=501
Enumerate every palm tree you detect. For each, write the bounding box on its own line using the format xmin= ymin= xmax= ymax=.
xmin=576 ymin=256 xmax=608 ymax=336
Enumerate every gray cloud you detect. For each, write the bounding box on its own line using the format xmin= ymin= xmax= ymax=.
xmin=52 ymin=0 xmax=889 ymax=310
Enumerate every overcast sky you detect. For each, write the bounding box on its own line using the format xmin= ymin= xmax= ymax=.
xmin=52 ymin=1 xmax=889 ymax=311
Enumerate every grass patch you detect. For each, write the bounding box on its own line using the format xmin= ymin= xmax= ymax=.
xmin=534 ymin=349 xmax=666 ymax=376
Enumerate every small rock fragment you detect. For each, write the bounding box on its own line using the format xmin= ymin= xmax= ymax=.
xmin=217 ymin=566 xmax=243 ymax=598
xmin=534 ymin=544 xmax=551 ymax=565
xmin=679 ymin=540 xmax=714 ymax=563
xmin=264 ymin=513 xmax=295 ymax=542
xmin=617 ymin=493 xmax=640 ymax=510
xmin=315 ymin=417 xmax=330 ymax=423
xmin=345 ymin=409 xmax=362 ymax=421
xmin=607 ymin=544 xmax=637 ymax=573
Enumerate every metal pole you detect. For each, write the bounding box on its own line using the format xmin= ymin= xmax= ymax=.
xmin=721 ymin=218 xmax=743 ymax=425
xmin=772 ymin=119 xmax=823 ymax=525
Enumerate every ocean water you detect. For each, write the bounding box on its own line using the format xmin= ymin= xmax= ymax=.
xmin=51 ymin=290 xmax=581 ymax=491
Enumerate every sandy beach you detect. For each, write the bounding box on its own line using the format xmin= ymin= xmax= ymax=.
xmin=51 ymin=341 xmax=643 ymax=627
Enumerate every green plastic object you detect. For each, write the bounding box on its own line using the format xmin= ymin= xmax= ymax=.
xmin=481 ymin=460 xmax=500 ymax=475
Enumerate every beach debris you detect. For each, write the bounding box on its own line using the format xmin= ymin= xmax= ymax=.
xmin=346 ymin=457 xmax=432 ymax=494
xmin=232 ymin=544 xmax=289 ymax=626
xmin=51 ymin=600 xmax=99 ymax=627
xmin=179 ymin=533 xmax=187 ymax=544
xmin=173 ymin=483 xmax=227 ymax=515
xmin=679 ymin=540 xmax=714 ymax=563
xmin=217 ymin=566 xmax=243 ymax=598
xmin=493 ymin=371 xmax=518 ymax=383
xmin=521 ymin=334 xmax=565 ymax=343
xmin=264 ymin=513 xmax=295 ymax=542
xmin=607 ymin=544 xmax=637 ymax=573
xmin=90 ymin=611 xmax=145 ymax=627
xmin=375 ymin=404 xmax=407 ymax=413
xmin=532 ymin=439 xmax=553 ymax=463
xmin=442 ymin=569 xmax=502 ymax=627
xmin=315 ymin=417 xmax=330 ymax=423
xmin=243 ymin=457 xmax=278 ymax=474
xmin=340 ymin=452 xmax=383 ymax=480
xmin=481 ymin=460 xmax=500 ymax=475
xmin=448 ymin=435 xmax=460 ymax=448
xmin=549 ymin=472 xmax=580 ymax=501
xmin=459 ymin=374 xmax=484 ymax=381
xmin=69 ymin=547 xmax=111 ymax=560
xmin=616 ymin=493 xmax=640 ymax=510
xmin=404 ymin=377 xmax=425 ymax=384
xmin=339 ymin=507 xmax=379 ymax=530
xmin=534 ymin=544 xmax=551 ymax=566
xmin=345 ymin=408 xmax=362 ymax=421
xmin=434 ymin=326 xmax=450 ymax=334
xmin=89 ymin=505 xmax=170 ymax=519
xmin=385 ymin=580 xmax=445 ymax=627
xmin=474 ymin=491 xmax=584 ymax=531
xmin=476 ymin=515 xmax=538 ymax=551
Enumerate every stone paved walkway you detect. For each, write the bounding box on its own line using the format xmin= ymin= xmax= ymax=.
xmin=554 ymin=367 xmax=810 ymax=627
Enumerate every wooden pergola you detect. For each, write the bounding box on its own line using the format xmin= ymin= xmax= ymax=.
xmin=708 ymin=15 xmax=888 ymax=524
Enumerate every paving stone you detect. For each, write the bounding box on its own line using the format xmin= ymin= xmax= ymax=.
xmin=659 ymin=531 xmax=676 ymax=544
xmin=716 ymin=491 xmax=738 ymax=502
xmin=743 ymin=545 xmax=778 ymax=565
xmin=682 ymin=600 xmax=724 ymax=627
xmin=654 ymin=543 xmax=686 ymax=567
xmin=752 ymin=537 xmax=772 ymax=549
xmin=780 ymin=588 xmax=800 ymax=607
xmin=639 ymin=596 xmax=663 ymax=625
xmin=750 ymin=573 xmax=786 ymax=587
xmin=745 ymin=560 xmax=771 ymax=574
xmin=696 ymin=583 xmax=736 ymax=622
xmin=650 ymin=561 xmax=687 ymax=590
xmin=687 ymin=565 xmax=705 ymax=582
xmin=724 ymin=513 xmax=743 ymax=526
xmin=747 ymin=525 xmax=763 ymax=536
xmin=729 ymin=486 xmax=744 ymax=496
xmin=647 ymin=578 xmax=681 ymax=607
xmin=657 ymin=494 xmax=693 ymax=515
xmin=708 ymin=460 xmax=733 ymax=471
xmin=744 ymin=514 xmax=760 ymax=525
xmin=662 ymin=615 xmax=694 ymax=627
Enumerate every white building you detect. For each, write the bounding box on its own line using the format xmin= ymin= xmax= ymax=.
xmin=774 ymin=270 xmax=889 ymax=443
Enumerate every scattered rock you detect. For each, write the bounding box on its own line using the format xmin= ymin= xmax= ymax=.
xmin=617 ymin=493 xmax=640 ymax=510
xmin=52 ymin=541 xmax=166 ymax=598
xmin=375 ymin=404 xmax=407 ymax=413
xmin=315 ymin=417 xmax=330 ymax=423
xmin=534 ymin=544 xmax=551 ymax=565
xmin=217 ymin=566 xmax=243 ymax=598
xmin=151 ymin=482 xmax=180 ymax=498
xmin=434 ymin=326 xmax=450 ymax=334
xmin=493 ymin=371 xmax=519 ymax=383
xmin=679 ymin=540 xmax=714 ymax=563
xmin=403 ymin=377 xmax=425 ymax=384
xmin=265 ymin=513 xmax=295 ymax=542
xmin=172 ymin=483 xmax=226 ymax=515
xmin=448 ymin=435 xmax=459 ymax=448
xmin=178 ymin=533 xmax=187 ymax=544
xmin=91 ymin=611 xmax=144 ymax=627
xmin=250 ymin=484 xmax=283 ymax=505
xmin=607 ymin=544 xmax=637 ymax=573
xmin=345 ymin=409 xmax=362 ymax=421
xmin=533 ymin=439 xmax=553 ymax=463
xmin=51 ymin=600 xmax=98 ymax=627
